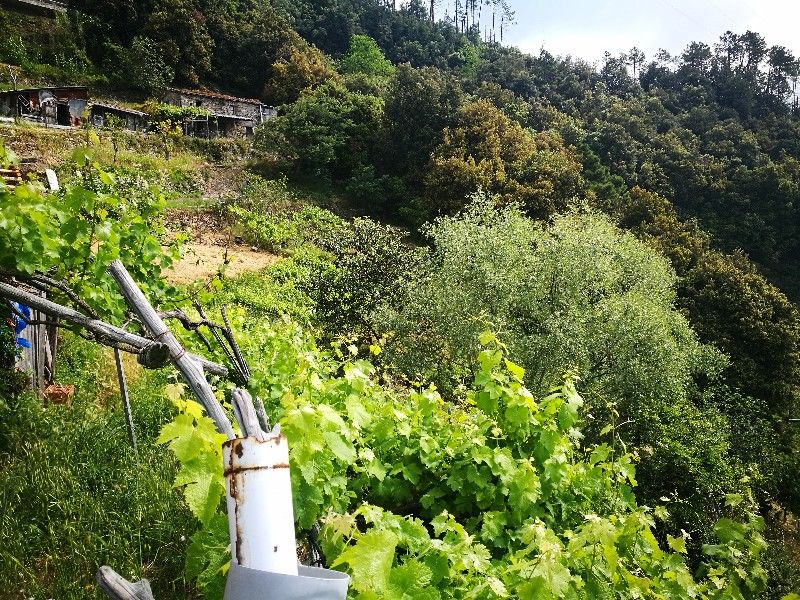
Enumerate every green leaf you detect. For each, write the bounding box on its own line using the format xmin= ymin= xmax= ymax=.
xmin=479 ymin=330 xmax=496 ymax=346
xmin=503 ymin=358 xmax=525 ymax=380
xmin=519 ymin=559 xmax=572 ymax=599
xmin=174 ymin=452 xmax=225 ymax=527
xmin=725 ymin=493 xmax=743 ymax=507
xmin=475 ymin=390 xmax=498 ymax=413
xmin=323 ymin=431 xmax=358 ymax=464
xmin=332 ymin=529 xmax=398 ymax=594
xmin=667 ymin=534 xmax=687 ymax=554
xmin=156 ymin=413 xmax=194 ymax=446
xmin=186 ymin=513 xmax=229 ymax=580
xmin=165 ymin=383 xmax=186 ymax=402
xmin=387 ymin=560 xmax=439 ymax=599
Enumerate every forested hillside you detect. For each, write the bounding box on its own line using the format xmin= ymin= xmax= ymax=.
xmin=5 ymin=0 xmax=797 ymax=293
xmin=1 ymin=0 xmax=799 ymax=598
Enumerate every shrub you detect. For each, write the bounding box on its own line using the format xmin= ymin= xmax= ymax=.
xmin=372 ymin=197 xmax=745 ymax=543
xmin=229 ymin=204 xmax=345 ymax=253
xmin=213 ymin=248 xmax=329 ymax=324
xmin=305 ymin=217 xmax=421 ymax=340
xmin=254 ymin=83 xmax=384 ymax=181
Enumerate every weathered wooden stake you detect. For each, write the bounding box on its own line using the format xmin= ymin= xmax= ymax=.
xmin=108 ymin=260 xmax=235 ymax=439
xmin=231 ymin=388 xmax=265 ymax=441
xmin=96 ymin=566 xmax=155 ymax=600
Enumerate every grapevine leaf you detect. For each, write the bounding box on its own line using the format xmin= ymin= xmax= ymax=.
xmin=387 ymin=560 xmax=439 ymax=599
xmin=175 ymin=453 xmax=225 ymax=527
xmin=667 ymin=534 xmax=688 ymax=554
xmin=323 ymin=431 xmax=357 ymax=463
xmin=156 ymin=413 xmax=194 ymax=446
xmin=332 ymin=529 xmax=398 ymax=594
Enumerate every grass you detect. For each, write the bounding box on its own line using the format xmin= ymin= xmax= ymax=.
xmin=0 ymin=124 xmax=253 ymax=206
xmin=213 ymin=249 xmax=328 ymax=325
xmin=0 ymin=334 xmax=195 ymax=600
xmin=0 ymin=124 xmax=230 ymax=169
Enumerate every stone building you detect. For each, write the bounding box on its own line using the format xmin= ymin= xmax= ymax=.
xmin=0 ymin=86 xmax=88 ymax=126
xmin=162 ymin=88 xmax=276 ymax=138
xmin=89 ymin=102 xmax=148 ymax=131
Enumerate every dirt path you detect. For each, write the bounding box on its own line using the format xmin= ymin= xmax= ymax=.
xmin=167 ymin=243 xmax=279 ymax=285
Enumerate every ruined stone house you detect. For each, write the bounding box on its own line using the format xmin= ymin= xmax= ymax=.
xmin=162 ymin=88 xmax=276 ymax=138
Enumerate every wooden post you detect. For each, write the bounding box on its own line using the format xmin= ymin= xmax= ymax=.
xmin=107 ymin=260 xmax=235 ymax=439
xmin=96 ymin=566 xmax=155 ymax=600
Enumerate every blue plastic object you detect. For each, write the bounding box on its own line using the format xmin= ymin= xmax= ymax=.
xmin=12 ymin=302 xmax=31 ymax=349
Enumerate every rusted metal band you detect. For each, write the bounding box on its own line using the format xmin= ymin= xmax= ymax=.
xmin=224 ymin=464 xmax=290 ymax=477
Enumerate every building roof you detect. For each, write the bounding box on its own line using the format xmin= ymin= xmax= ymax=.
xmin=166 ymin=87 xmax=263 ymax=106
xmin=0 ymin=86 xmax=89 ymax=96
xmin=90 ymin=102 xmax=148 ymax=117
xmin=12 ymin=0 xmax=68 ymax=12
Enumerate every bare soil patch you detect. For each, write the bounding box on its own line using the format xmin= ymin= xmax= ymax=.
xmin=168 ymin=243 xmax=279 ymax=285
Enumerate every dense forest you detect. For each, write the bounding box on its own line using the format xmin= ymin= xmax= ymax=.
xmin=1 ymin=0 xmax=800 ymax=598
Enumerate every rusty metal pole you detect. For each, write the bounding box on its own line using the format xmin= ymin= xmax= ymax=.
xmin=224 ymin=436 xmax=297 ymax=575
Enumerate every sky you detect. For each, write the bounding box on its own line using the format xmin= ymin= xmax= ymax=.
xmin=501 ymin=0 xmax=800 ymax=66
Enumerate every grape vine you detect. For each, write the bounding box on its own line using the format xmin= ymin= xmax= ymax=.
xmin=162 ymin=321 xmax=772 ymax=599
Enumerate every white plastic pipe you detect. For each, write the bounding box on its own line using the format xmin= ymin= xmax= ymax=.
xmin=224 ymin=436 xmax=299 ymax=576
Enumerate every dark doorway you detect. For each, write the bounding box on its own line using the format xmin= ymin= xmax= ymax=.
xmin=56 ymin=103 xmax=70 ymax=126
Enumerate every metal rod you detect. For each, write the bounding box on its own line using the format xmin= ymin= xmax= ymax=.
xmin=114 ymin=348 xmax=137 ymax=451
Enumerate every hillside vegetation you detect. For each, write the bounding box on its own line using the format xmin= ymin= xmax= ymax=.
xmin=0 ymin=1 xmax=799 ymax=599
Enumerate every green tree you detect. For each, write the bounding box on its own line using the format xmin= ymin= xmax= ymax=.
xmin=619 ymin=186 xmax=800 ymax=514
xmin=264 ymin=33 xmax=339 ymax=105
xmin=340 ymin=34 xmax=395 ymax=77
xmin=143 ymin=0 xmax=214 ymax=86
xmin=382 ymin=64 xmax=463 ymax=181
xmin=120 ymin=36 xmax=174 ymax=94
xmin=424 ymin=100 xmax=585 ymax=218
xmin=204 ymin=0 xmax=296 ymax=98
xmin=256 ymin=83 xmax=384 ymax=181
